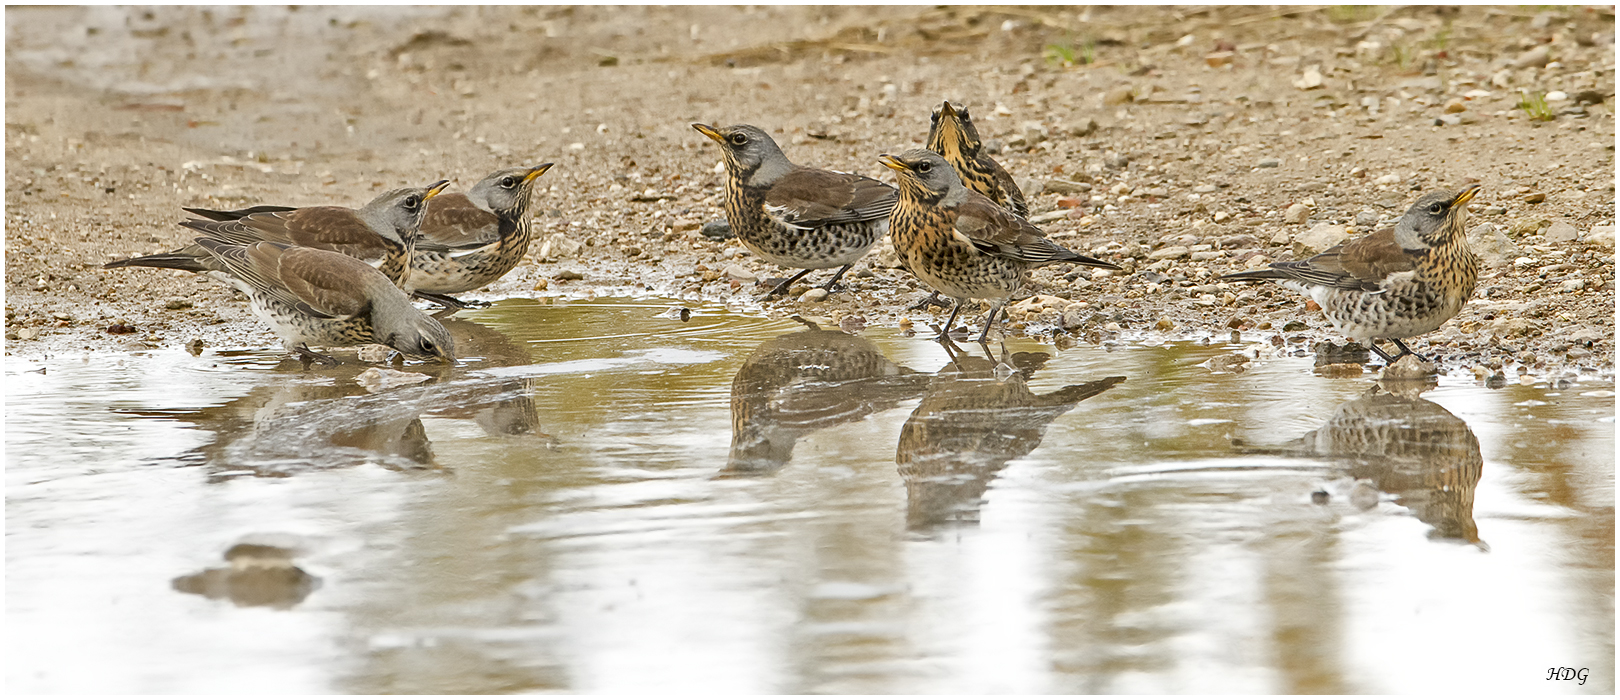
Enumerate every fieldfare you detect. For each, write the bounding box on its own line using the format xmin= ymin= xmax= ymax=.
xmin=404 ymin=164 xmax=554 ymax=309
xmin=1221 ymin=185 xmax=1481 ymax=363
xmin=191 ymin=236 xmax=455 ymax=366
xmin=878 ymin=149 xmax=1120 ymax=343
xmin=112 ymin=181 xmax=451 ymax=289
xmin=692 ymin=123 xmax=896 ymax=299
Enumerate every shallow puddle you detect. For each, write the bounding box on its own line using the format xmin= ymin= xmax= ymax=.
xmin=6 ymin=298 xmax=1614 ymax=693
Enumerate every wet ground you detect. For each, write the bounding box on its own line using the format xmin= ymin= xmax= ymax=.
xmin=6 ymin=297 xmax=1613 ymax=694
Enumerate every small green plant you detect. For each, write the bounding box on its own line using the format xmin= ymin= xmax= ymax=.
xmin=1388 ymin=43 xmax=1414 ymax=70
xmin=1327 ymin=5 xmax=1379 ymax=23
xmin=1517 ymin=90 xmax=1556 ymax=121
xmin=1042 ymin=35 xmax=1095 ymax=67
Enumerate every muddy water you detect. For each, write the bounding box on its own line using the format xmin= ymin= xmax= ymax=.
xmin=6 ymin=298 xmax=1614 ymax=694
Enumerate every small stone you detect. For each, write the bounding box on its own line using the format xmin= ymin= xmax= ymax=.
xmin=185 ymin=338 xmax=205 ymax=356
xmin=1103 ymin=86 xmax=1135 ymax=105
xmin=1524 ymin=192 xmax=1546 ymax=204
xmin=1283 ymin=202 xmax=1310 ymax=224
xmin=1350 ymin=480 xmax=1380 ymax=511
xmin=532 ymin=278 xmax=550 ymax=291
xmin=1311 ymin=490 xmax=1330 ymax=506
xmin=1148 ymin=246 xmax=1190 ymax=260
xmin=1444 ymin=99 xmax=1466 ymax=114
xmin=1205 ymin=51 xmax=1234 ymax=68
xmin=1206 ymin=353 xmax=1250 ymax=374
xmin=1544 ymin=221 xmax=1579 ymax=243
xmin=1257 ymin=158 xmax=1280 ymax=169
xmin=1560 ymin=279 xmax=1587 ymax=293
xmin=1192 ymin=184 xmax=1218 ymax=194
xmin=165 ymin=299 xmax=193 ymax=310
xmin=1381 ymin=354 xmax=1437 ymax=379
xmin=1355 ymin=211 xmax=1380 ymax=226
xmin=1213 ymin=211 xmax=1231 ymax=223
xmin=356 ymin=344 xmax=393 ymax=364
xmin=1057 ymin=197 xmax=1086 ymax=209
xmin=1437 ymin=114 xmax=1462 ymax=126
xmin=1045 ymin=178 xmax=1091 ymax=195
xmin=1467 ymin=224 xmax=1525 ymax=269
xmin=700 ymin=220 xmax=734 ymax=240
xmin=1295 ymin=223 xmax=1349 ymax=255
xmin=1316 ymin=363 xmax=1364 ymax=378
xmin=105 ymin=323 xmax=136 ymax=335
xmin=1294 ymin=66 xmax=1324 ymax=90
xmin=1513 ymin=45 xmax=1550 ymax=69
xmin=17 ymin=327 xmax=40 ymax=340
xmin=554 ymin=270 xmax=584 ymax=281
xmin=722 ymin=264 xmax=756 ymax=282
xmin=798 ymin=288 xmax=830 ymax=303
xmin=1584 ymin=225 xmax=1615 ymax=250
xmin=1154 ymin=318 xmax=1174 ymax=331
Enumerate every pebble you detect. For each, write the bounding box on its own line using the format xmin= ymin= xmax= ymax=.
xmin=700 ymin=220 xmax=734 ymax=240
xmin=1513 ymin=45 xmax=1550 ymax=69
xmin=1257 ymin=158 xmax=1280 ymax=169
xmin=1192 ymin=184 xmax=1218 ymax=194
xmin=1544 ymin=221 xmax=1579 ymax=243
xmin=1560 ymin=279 xmax=1587 ymax=293
xmin=1355 ymin=211 xmax=1380 ymax=226
xmin=1466 ymin=223 xmax=1526 ymax=268
xmin=1444 ymin=99 xmax=1466 ymax=113
xmin=1029 ymin=211 xmax=1066 ymax=224
xmin=355 ymin=367 xmax=432 ymax=393
xmin=1283 ymin=202 xmax=1310 ymax=224
xmin=723 ymin=264 xmax=756 ymax=282
xmin=1148 ymin=246 xmax=1190 ymax=260
xmin=1045 ymin=178 xmax=1091 ymax=194
xmin=1103 ymin=86 xmax=1134 ymax=105
xmin=1294 ymin=223 xmax=1349 ymax=255
xmin=1154 ymin=318 xmax=1174 ymax=331
xmin=1294 ymin=66 xmax=1323 ymax=90
xmin=1316 ymin=363 xmax=1362 ymax=377
xmin=1212 ymin=211 xmax=1231 ymax=223
xmin=1350 ymin=480 xmax=1380 ymax=511
xmin=1436 ymin=114 xmax=1462 ymax=126
xmin=1524 ymin=192 xmax=1547 ymax=204
xmin=1381 ymin=355 xmax=1437 ymax=379
xmin=1585 ymin=225 xmax=1615 ymax=250
xmin=798 ymin=288 xmax=829 ymax=303
xmin=554 ymin=270 xmax=584 ymax=281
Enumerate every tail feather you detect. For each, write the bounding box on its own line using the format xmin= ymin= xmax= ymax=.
xmin=181 ymin=204 xmax=297 ymax=222
xmin=103 ymin=253 xmax=210 ymax=273
xmin=1219 ymin=268 xmax=1289 ymax=282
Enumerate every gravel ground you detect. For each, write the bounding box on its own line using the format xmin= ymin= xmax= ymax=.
xmin=6 ymin=6 xmax=1615 ymax=380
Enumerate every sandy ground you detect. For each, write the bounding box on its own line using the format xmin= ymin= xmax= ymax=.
xmin=5 ymin=6 xmax=1615 ymax=379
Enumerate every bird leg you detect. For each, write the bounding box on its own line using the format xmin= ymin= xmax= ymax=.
xmin=1364 ymin=341 xmax=1398 ymax=364
xmin=815 ymin=263 xmax=856 ymax=293
xmin=1388 ymin=338 xmax=1428 ymax=362
xmin=414 ymin=291 xmax=489 ymax=311
xmin=976 ymin=301 xmax=1008 ymax=344
xmin=907 ymin=292 xmax=953 ymax=311
xmin=759 ymin=268 xmax=816 ymax=300
xmin=293 ymin=344 xmax=341 ymax=369
xmin=931 ymin=303 xmax=965 ymax=342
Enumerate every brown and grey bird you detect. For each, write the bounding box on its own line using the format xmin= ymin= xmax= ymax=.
xmin=191 ymin=236 xmax=455 ymax=366
xmin=403 ymin=164 xmax=554 ymax=309
xmin=724 ymin=317 xmax=931 ymax=475
xmin=112 ymin=181 xmax=450 ymax=289
xmin=879 ymin=149 xmax=1120 ymax=342
xmin=897 ymin=340 xmax=1124 ymax=530
xmin=927 ymin=101 xmax=1027 ymax=218
xmin=1221 ymin=184 xmax=1481 ymax=364
xmin=692 ymin=123 xmax=896 ymax=299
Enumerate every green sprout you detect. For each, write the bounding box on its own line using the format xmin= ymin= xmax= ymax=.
xmin=1042 ymin=35 xmax=1095 ymax=67
xmin=1516 ymin=90 xmax=1555 ymax=121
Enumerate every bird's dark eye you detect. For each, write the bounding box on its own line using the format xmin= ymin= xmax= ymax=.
xmin=1428 ymin=203 xmax=1444 ymax=215
xmin=501 ymin=177 xmax=518 ymax=188
xmin=404 ymin=195 xmax=422 ymax=210
xmin=917 ymin=161 xmax=932 ymax=173
xmin=729 ymin=133 xmax=749 ymax=146
xmin=421 ymin=340 xmax=435 ymax=352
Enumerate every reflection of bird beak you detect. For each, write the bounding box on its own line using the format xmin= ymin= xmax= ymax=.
xmin=877 ymin=154 xmax=908 ymax=171
xmin=424 ymin=180 xmax=451 ymax=200
xmin=524 ymin=163 xmax=555 ymax=183
xmin=691 ymin=123 xmax=725 ymax=144
xmin=1452 ymin=184 xmax=1480 ymax=206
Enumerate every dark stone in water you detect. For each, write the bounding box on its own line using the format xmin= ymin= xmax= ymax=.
xmin=1314 ymin=340 xmax=1371 ymax=366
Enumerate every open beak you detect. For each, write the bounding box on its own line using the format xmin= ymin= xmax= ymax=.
xmin=877 ymin=154 xmax=908 ymax=172
xmin=1452 ymin=183 xmax=1481 ymax=207
xmin=524 ymin=163 xmax=555 ymax=183
xmin=691 ymin=123 xmax=725 ymax=144
xmin=424 ymin=180 xmax=451 ymax=200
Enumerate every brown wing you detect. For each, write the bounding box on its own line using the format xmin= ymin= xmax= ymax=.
xmin=1268 ymin=227 xmax=1411 ymax=292
xmin=764 ymin=167 xmax=897 ymax=228
xmin=416 ymin=193 xmax=501 ymax=251
xmin=986 ymin=158 xmax=1029 ymax=218
xmin=950 ymin=190 xmax=1119 ymax=269
xmin=180 ymin=206 xmax=391 ymax=261
xmin=197 ymin=238 xmax=374 ymax=320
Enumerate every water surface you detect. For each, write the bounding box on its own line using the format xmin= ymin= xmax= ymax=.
xmin=7 ymin=298 xmax=1614 ymax=693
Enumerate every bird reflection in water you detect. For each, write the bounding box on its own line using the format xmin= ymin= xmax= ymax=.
xmin=898 ymin=340 xmax=1125 ymax=531
xmin=725 ymin=316 xmax=932 ymax=475
xmin=1264 ymin=378 xmax=1484 ymax=546
xmin=127 ymin=317 xmax=548 ymax=479
xmin=172 ymin=540 xmax=321 ymax=609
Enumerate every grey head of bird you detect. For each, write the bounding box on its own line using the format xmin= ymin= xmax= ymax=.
xmin=927 ymin=101 xmax=984 ymax=155
xmin=691 ymin=123 xmax=794 ymax=187
xmin=878 ymin=149 xmax=968 ymax=206
xmin=467 ymin=164 xmax=554 ymax=217
xmin=385 ymin=312 xmax=457 ymax=363
xmin=358 ymin=180 xmax=450 ymax=244
xmin=1394 ymin=184 xmax=1480 ymax=250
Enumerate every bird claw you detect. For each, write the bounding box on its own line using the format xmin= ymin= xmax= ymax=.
xmin=907 ymin=293 xmax=953 ymax=312
xmin=293 ymin=345 xmax=341 ymax=369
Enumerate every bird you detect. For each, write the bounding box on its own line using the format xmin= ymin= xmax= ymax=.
xmin=724 ymin=316 xmax=930 ymax=475
xmin=896 ymin=340 xmax=1123 ymax=530
xmin=110 ymin=181 xmax=450 ymax=289
xmin=691 ymin=123 xmax=896 ymax=299
xmin=404 ymin=164 xmax=554 ymax=309
xmin=878 ymin=149 xmax=1120 ymax=343
xmin=927 ymin=101 xmax=1028 ymax=218
xmin=1220 ymin=184 xmax=1481 ymax=364
xmin=189 ymin=236 xmax=455 ymax=366
xmin=909 ymin=100 xmax=1032 ymax=312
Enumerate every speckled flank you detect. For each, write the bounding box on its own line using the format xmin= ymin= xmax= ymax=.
xmin=725 ymin=181 xmax=886 ymax=270
xmin=890 ymin=203 xmax=1025 ymax=304
xmin=407 ymin=217 xmax=534 ymax=294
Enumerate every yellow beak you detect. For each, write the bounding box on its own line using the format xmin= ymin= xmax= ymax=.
xmin=424 ymin=180 xmax=451 ymax=200
xmin=877 ymin=154 xmax=907 ymax=172
xmin=691 ymin=123 xmax=725 ymax=144
xmin=1452 ymin=183 xmax=1481 ymax=206
xmin=524 ymin=163 xmax=555 ymax=184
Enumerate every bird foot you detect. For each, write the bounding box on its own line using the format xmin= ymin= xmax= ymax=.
xmin=293 ymin=345 xmax=341 ymax=369
xmin=415 ymin=292 xmax=488 ymax=311
xmin=907 ymin=293 xmax=953 ymax=312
